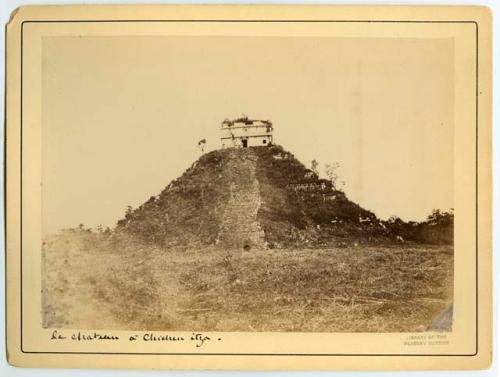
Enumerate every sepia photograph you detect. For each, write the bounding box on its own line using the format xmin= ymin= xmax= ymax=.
xmin=4 ymin=4 xmax=492 ymax=370
xmin=41 ymin=35 xmax=454 ymax=333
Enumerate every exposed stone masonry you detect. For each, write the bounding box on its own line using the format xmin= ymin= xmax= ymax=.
xmin=216 ymin=149 xmax=266 ymax=249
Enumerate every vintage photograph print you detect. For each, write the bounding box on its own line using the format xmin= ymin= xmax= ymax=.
xmin=42 ymin=36 xmax=454 ymax=334
xmin=5 ymin=5 xmax=492 ymax=370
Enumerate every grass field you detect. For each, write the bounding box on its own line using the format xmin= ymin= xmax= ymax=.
xmin=42 ymin=231 xmax=453 ymax=332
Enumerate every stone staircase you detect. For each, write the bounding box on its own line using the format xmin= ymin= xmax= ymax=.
xmin=217 ymin=149 xmax=266 ymax=250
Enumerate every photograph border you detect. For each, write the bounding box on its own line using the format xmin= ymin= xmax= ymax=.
xmin=18 ymin=18 xmax=479 ymax=357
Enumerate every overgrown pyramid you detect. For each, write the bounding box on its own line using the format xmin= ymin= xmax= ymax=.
xmin=116 ymin=145 xmax=381 ymax=249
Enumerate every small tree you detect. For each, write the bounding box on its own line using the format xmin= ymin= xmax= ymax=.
xmin=325 ymin=162 xmax=345 ymax=191
xmin=311 ymin=159 xmax=319 ymax=175
xmin=125 ymin=205 xmax=133 ymax=219
xmin=197 ymin=138 xmax=207 ymax=153
xmin=418 ymin=208 xmax=454 ymax=244
xmin=426 ymin=208 xmax=454 ymax=226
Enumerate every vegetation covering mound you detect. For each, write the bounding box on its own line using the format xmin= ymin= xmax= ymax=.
xmin=254 ymin=145 xmax=380 ymax=247
xmin=117 ymin=149 xmax=232 ymax=247
xmin=116 ymin=145 xmax=391 ymax=249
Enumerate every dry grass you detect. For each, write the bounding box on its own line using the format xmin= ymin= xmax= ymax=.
xmin=43 ymin=231 xmax=453 ymax=332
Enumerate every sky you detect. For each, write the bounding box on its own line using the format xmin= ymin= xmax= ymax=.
xmin=42 ymin=35 xmax=454 ymax=235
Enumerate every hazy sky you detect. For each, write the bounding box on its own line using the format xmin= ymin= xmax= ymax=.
xmin=42 ymin=36 xmax=454 ymax=234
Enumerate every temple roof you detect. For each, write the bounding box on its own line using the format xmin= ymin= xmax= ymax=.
xmin=221 ymin=116 xmax=273 ymax=127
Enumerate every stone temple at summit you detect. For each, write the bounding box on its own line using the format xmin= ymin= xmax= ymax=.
xmin=220 ymin=115 xmax=274 ymax=148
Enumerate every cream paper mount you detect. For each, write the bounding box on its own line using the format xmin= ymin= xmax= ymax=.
xmin=5 ymin=4 xmax=492 ymax=370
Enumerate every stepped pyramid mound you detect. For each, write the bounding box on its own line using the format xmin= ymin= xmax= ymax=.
xmin=116 ymin=145 xmax=382 ymax=249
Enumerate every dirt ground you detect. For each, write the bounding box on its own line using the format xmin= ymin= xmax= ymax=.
xmin=42 ymin=231 xmax=453 ymax=332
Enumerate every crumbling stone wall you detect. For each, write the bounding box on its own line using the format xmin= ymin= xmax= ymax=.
xmin=216 ymin=149 xmax=266 ymax=250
